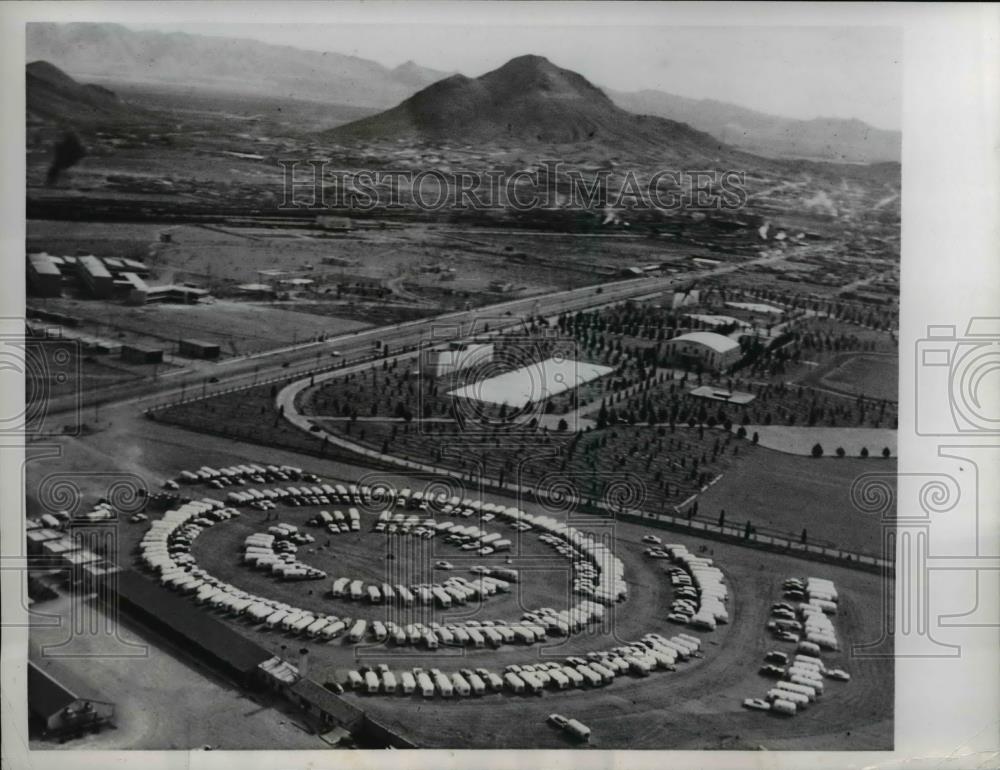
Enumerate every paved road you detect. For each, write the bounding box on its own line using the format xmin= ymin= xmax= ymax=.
xmin=45 ymin=250 xmax=784 ymax=420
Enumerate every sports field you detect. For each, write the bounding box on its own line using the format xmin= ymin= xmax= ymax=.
xmin=448 ymin=358 xmax=613 ymax=408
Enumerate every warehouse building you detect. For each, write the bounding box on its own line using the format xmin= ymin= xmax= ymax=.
xmin=665 ymin=331 xmax=742 ymax=372
xmin=118 ymin=272 xmax=149 ymax=305
xmin=78 ymin=256 xmax=113 ymax=299
xmin=178 ymin=339 xmax=221 ymax=360
xmin=144 ymin=285 xmax=209 ymax=304
xmin=112 ymin=570 xmax=272 ymax=686
xmin=27 ymin=253 xmax=64 ymax=297
xmin=28 ymin=661 xmax=115 ymax=740
xmin=121 ymin=344 xmax=164 ymax=365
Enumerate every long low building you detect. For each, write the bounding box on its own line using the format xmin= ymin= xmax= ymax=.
xmin=28 ymin=660 xmax=115 ymax=739
xmin=664 ymin=331 xmax=741 ymax=372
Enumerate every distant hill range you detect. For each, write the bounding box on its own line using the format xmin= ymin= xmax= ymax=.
xmin=325 ymin=55 xmax=743 ymax=164
xmin=26 ymin=60 xmax=138 ymax=125
xmin=608 ymin=89 xmax=900 ymax=164
xmin=27 ymin=22 xmax=898 ymax=164
xmin=26 ymin=22 xmax=451 ymax=109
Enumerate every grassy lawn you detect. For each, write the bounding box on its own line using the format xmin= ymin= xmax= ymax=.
xmin=698 ymin=447 xmax=893 ymax=554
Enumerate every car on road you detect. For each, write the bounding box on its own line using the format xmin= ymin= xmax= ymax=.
xmin=759 ymin=664 xmax=786 ymax=678
xmin=776 ymin=631 xmax=801 ymax=643
xmin=743 ymin=698 xmax=772 ymax=712
xmin=764 ymin=651 xmax=789 ymax=665
xmin=667 ymin=613 xmax=691 ymax=624
xmin=641 ymin=535 xmax=663 ymax=545
xmin=825 ymin=668 xmax=851 ymax=682
xmin=548 ymin=713 xmax=591 ymax=742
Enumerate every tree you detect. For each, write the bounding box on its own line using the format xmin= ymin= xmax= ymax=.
xmin=835 ymin=447 xmax=846 ymax=458
xmin=860 ymin=446 xmax=869 ymax=458
xmin=811 ymin=443 xmax=824 ymax=458
xmin=882 ymin=447 xmax=892 ymax=458
xmin=752 ymin=431 xmax=759 ymax=445
xmin=800 ymin=528 xmax=808 ymax=544
xmin=557 ymin=418 xmax=569 ymax=432
xmin=744 ymin=520 xmax=752 ymax=539
xmin=718 ymin=509 xmax=726 ymax=528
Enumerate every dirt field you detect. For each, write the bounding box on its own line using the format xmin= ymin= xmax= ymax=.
xmin=35 ymin=297 xmax=370 ymax=359
xmin=25 ymin=411 xmax=892 ymax=750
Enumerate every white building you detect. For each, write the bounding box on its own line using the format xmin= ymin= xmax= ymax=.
xmin=665 ymin=331 xmax=741 ymax=372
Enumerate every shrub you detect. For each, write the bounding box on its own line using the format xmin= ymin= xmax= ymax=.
xmin=835 ymin=447 xmax=846 ymax=458
xmin=860 ymin=447 xmax=869 ymax=458
xmin=882 ymin=447 xmax=891 ymax=458
xmin=811 ymin=443 xmax=824 ymax=458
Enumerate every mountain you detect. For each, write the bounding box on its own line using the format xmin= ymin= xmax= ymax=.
xmin=609 ymin=89 xmax=900 ymax=164
xmin=26 ymin=60 xmax=137 ymax=125
xmin=26 ymin=22 xmax=446 ymax=110
xmin=391 ymin=60 xmax=453 ymax=90
xmin=325 ymin=55 xmax=738 ymax=161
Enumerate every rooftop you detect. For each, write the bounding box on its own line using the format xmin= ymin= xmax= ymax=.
xmin=669 ymin=331 xmax=741 ymax=354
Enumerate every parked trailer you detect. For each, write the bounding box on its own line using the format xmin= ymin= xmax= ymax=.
xmin=432 ymin=587 xmax=453 ymax=608
xmin=364 ymin=671 xmax=380 ymax=694
xmin=415 ymin=671 xmax=435 ymax=697
xmin=290 ymin=615 xmax=315 ymax=634
xmin=767 ymin=688 xmax=809 ymax=708
xmin=349 ymin=580 xmax=364 ymax=601
xmin=771 ymin=698 xmax=798 ymax=716
xmin=451 ymin=672 xmax=471 ymax=697
xmin=306 ymin=618 xmax=329 ymax=638
xmin=396 ymin=585 xmax=415 ymax=606
xmin=381 ymin=671 xmax=397 ymax=694
xmin=504 ymin=672 xmax=526 ymax=693
xmin=797 ymin=641 xmax=822 ymax=656
xmin=400 ymin=671 xmax=416 ymax=694
xmin=561 ymin=666 xmax=584 ymax=687
xmin=367 ymin=585 xmax=383 ymax=604
xmin=467 ymin=672 xmax=487 ymax=695
xmin=549 ymin=669 xmax=570 ymax=690
xmin=776 ymin=681 xmax=817 ymax=701
xmin=521 ymin=672 xmax=544 ymax=694
xmin=321 ymin=620 xmax=346 ymax=640
xmin=790 ymin=674 xmax=824 ymax=693
xmin=433 ymin=672 xmax=454 ymax=698
xmin=575 ymin=665 xmax=603 ymax=687
xmin=348 ymin=619 xmax=368 ymax=642
xmin=331 ymin=577 xmax=350 ymax=597
xmin=347 ymin=671 xmax=365 ymax=691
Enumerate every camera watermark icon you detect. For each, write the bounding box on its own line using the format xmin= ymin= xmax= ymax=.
xmin=915 ymin=318 xmax=1000 ymax=435
xmin=0 ymin=332 xmax=82 ymax=436
xmin=533 ymin=469 xmax=648 ymax=522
